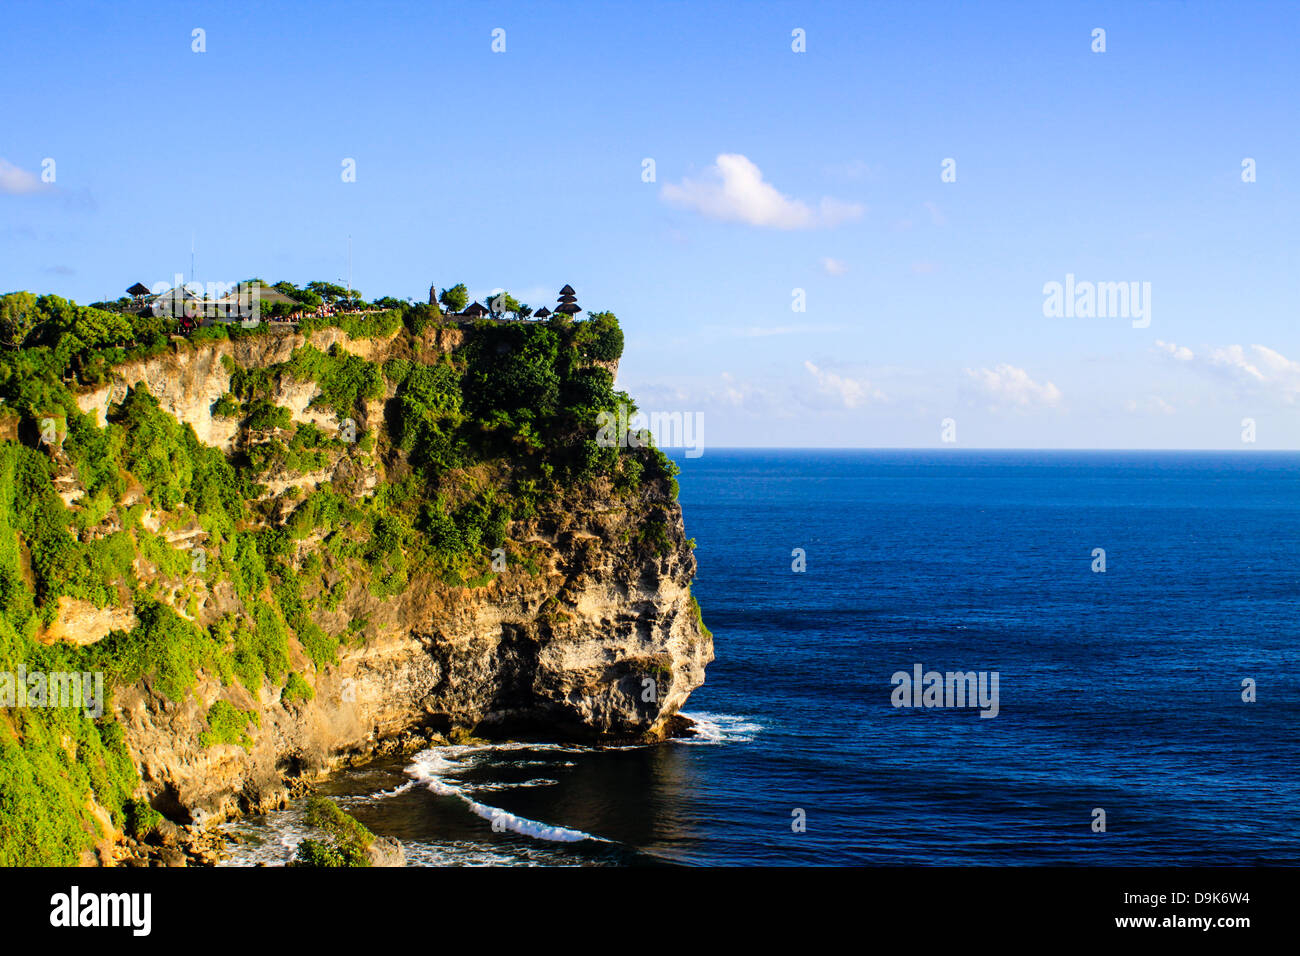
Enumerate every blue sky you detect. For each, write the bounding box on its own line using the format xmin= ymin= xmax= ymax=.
xmin=2 ymin=0 xmax=1298 ymax=448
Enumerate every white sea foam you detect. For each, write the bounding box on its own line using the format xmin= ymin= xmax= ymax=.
xmin=357 ymin=779 xmax=416 ymax=801
xmin=406 ymin=748 xmax=606 ymax=844
xmin=676 ymin=711 xmax=763 ymax=744
xmin=468 ymin=778 xmax=560 ymax=791
xmin=222 ymin=717 xmax=758 ymax=865
xmin=400 ymin=839 xmax=581 ymax=867
xmin=217 ymin=812 xmax=313 ymax=867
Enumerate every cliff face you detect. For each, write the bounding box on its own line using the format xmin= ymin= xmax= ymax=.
xmin=75 ymin=327 xmax=389 ymax=451
xmin=58 ymin=323 xmax=712 ymax=826
xmin=116 ymin=493 xmax=708 ymax=824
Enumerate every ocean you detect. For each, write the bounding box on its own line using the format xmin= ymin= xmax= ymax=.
xmin=221 ymin=450 xmax=1300 ymax=866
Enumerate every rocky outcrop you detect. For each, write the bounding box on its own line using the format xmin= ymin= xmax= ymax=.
xmin=74 ymin=326 xmax=401 ymax=451
xmin=68 ymin=324 xmax=706 ymax=829
xmin=36 ymin=596 xmax=137 ymax=646
xmin=113 ymin=485 xmax=709 ymax=824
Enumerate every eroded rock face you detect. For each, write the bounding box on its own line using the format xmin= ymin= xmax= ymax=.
xmin=74 ymin=327 xmax=400 ymax=451
xmin=115 ymin=493 xmax=710 ymax=823
xmin=36 ymin=596 xmax=137 ymax=646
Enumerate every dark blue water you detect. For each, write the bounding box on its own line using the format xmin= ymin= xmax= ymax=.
xmin=225 ymin=450 xmax=1300 ymax=866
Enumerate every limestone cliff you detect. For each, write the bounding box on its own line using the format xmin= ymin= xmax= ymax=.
xmin=47 ymin=319 xmax=712 ymax=828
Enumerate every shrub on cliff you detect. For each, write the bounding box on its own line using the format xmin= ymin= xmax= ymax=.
xmin=0 ymin=608 xmax=140 ymax=865
xmin=199 ymin=700 xmax=259 ymax=750
xmin=243 ymin=399 xmax=293 ymax=433
xmin=575 ymin=311 xmax=624 ymax=363
xmin=462 ymin=323 xmax=561 ymax=426
xmin=92 ymin=600 xmax=219 ymax=702
xmin=281 ymin=671 xmax=315 ymax=706
xmin=286 ymin=344 xmax=384 ymax=419
xmin=122 ymin=797 xmax=163 ymax=839
xmin=291 ymin=796 xmax=374 ymax=867
xmin=394 ymin=360 xmax=464 ymax=472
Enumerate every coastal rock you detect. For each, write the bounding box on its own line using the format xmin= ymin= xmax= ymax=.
xmin=365 ymin=837 xmax=405 ymax=867
xmin=58 ymin=321 xmax=704 ymax=842
xmin=113 ymin=490 xmax=710 ymax=824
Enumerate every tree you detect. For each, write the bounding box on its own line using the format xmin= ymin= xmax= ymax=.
xmin=487 ymin=291 xmax=522 ymax=319
xmin=439 ymin=284 xmax=469 ymax=314
xmin=306 ymin=282 xmax=350 ymax=305
xmin=577 ymin=311 xmax=624 ymax=362
xmin=463 ymin=324 xmax=560 ymax=423
xmin=0 ymin=292 xmax=38 ymax=347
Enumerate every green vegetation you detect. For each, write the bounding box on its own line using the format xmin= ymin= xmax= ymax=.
xmin=689 ymin=592 xmax=712 ymax=640
xmin=199 ymin=700 xmax=259 ymax=750
xmin=291 ymin=796 xmax=374 ymax=867
xmin=438 ymin=283 xmax=469 ymax=314
xmin=122 ymin=797 xmax=163 ymax=839
xmin=281 ymin=671 xmax=315 ymax=706
xmin=285 ymin=344 xmax=384 ymax=419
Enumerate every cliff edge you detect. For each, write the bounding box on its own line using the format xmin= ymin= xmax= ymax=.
xmin=0 ymin=298 xmax=712 ymax=864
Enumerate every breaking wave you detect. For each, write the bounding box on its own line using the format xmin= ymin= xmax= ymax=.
xmin=406 ymin=747 xmax=607 ymax=844
xmin=676 ymin=711 xmax=763 ymax=744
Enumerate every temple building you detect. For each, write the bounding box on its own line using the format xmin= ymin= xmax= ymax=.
xmin=556 ymin=284 xmax=580 ymax=315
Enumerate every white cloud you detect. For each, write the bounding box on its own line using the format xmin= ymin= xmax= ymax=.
xmin=822 ymin=257 xmax=848 ymax=276
xmin=1158 ymin=341 xmax=1300 ymax=404
xmin=923 ymin=201 xmax=946 ymax=226
xmin=1155 ymin=339 xmax=1194 ymax=361
xmin=964 ymin=364 xmax=1062 ymax=408
xmin=661 ymin=154 xmax=863 ymax=230
xmin=0 ymin=159 xmax=47 ymax=195
xmin=803 ymin=360 xmax=884 ymax=408
xmin=1208 ymin=344 xmax=1267 ymax=381
xmin=1207 ymin=344 xmax=1300 ymax=401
